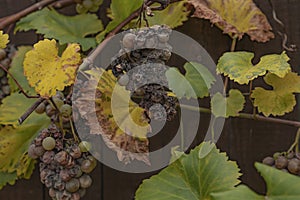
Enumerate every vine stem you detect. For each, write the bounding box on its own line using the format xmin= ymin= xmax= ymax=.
xmin=288 ymin=128 xmax=300 ymax=153
xmin=223 ymin=37 xmax=237 ymax=94
xmin=0 ymin=0 xmax=56 ymax=29
xmin=180 ymin=104 xmax=300 ymax=128
xmin=0 ymin=63 xmax=39 ymax=98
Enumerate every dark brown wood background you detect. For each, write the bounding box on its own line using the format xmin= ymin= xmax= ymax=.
xmin=0 ymin=0 xmax=300 ymax=199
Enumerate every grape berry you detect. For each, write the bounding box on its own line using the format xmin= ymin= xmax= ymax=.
xmin=262 ymin=151 xmax=300 ymax=176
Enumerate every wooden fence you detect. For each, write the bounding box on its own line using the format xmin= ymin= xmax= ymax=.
xmin=0 ymin=0 xmax=299 ymax=199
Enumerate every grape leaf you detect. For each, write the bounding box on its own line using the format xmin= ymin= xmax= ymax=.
xmin=130 ymin=1 xmax=190 ymax=29
xmin=0 ymin=171 xmax=17 ymax=190
xmin=166 ymin=68 xmax=195 ymax=98
xmin=74 ymin=68 xmax=150 ymax=165
xmin=96 ymin=0 xmax=143 ymax=42
xmin=256 ymin=163 xmax=300 ymax=199
xmin=0 ymin=30 xmax=9 ymax=48
xmin=8 ymin=46 xmax=35 ymax=95
xmin=147 ymin=1 xmax=190 ymax=28
xmin=213 ymin=164 xmax=300 ymax=200
xmin=0 ymin=93 xmax=50 ymax=185
xmin=188 ymin=0 xmax=274 ymax=42
xmin=212 ymin=185 xmax=265 ymax=200
xmin=0 ymin=93 xmax=40 ymax=126
xmin=23 ymin=39 xmax=81 ymax=98
xmin=166 ymin=62 xmax=215 ymax=99
xmin=15 ymin=8 xmax=103 ymax=51
xmin=251 ymin=72 xmax=300 ymax=116
xmin=217 ymin=51 xmax=290 ymax=84
xmin=135 ymin=142 xmax=241 ymax=200
xmin=211 ymin=89 xmax=245 ymax=118
xmin=185 ymin=62 xmax=216 ymax=97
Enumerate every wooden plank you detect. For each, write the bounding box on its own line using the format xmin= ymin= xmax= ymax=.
xmin=0 ymin=168 xmax=44 ymax=199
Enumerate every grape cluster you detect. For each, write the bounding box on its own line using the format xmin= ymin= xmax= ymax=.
xmin=28 ymin=124 xmax=96 ymax=200
xmin=111 ymin=25 xmax=178 ymax=121
xmin=35 ymin=91 xmax=72 ymax=125
xmin=75 ymin=0 xmax=103 ymax=14
xmin=262 ymin=151 xmax=300 ymax=176
xmin=0 ymin=45 xmax=16 ymax=102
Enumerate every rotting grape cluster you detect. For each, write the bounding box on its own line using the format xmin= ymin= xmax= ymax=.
xmin=111 ymin=25 xmax=178 ymax=121
xmin=0 ymin=45 xmax=15 ymax=102
xmin=28 ymin=92 xmax=96 ymax=200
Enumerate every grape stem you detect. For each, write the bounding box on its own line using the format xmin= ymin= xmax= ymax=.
xmin=18 ymin=98 xmax=45 ymax=124
xmin=180 ymin=104 xmax=300 ymax=128
xmin=81 ymin=0 xmax=183 ymax=68
xmin=223 ymin=37 xmax=237 ymax=94
xmin=69 ymin=116 xmax=79 ymax=142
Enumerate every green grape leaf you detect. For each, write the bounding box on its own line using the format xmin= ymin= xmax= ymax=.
xmin=0 ymin=171 xmax=17 ymax=190
xmin=188 ymin=0 xmax=274 ymax=42
xmin=166 ymin=62 xmax=215 ymax=99
xmin=256 ymin=163 xmax=300 ymax=199
xmin=211 ymin=89 xmax=245 ymax=118
xmin=185 ymin=62 xmax=216 ymax=98
xmin=0 ymin=93 xmax=49 ymax=183
xmin=135 ymin=142 xmax=241 ymax=200
xmin=0 ymin=92 xmax=50 ymax=180
xmin=130 ymin=1 xmax=190 ymax=29
xmin=251 ymin=72 xmax=300 ymax=116
xmin=212 ymin=163 xmax=300 ymax=200
xmin=15 ymin=8 xmax=103 ymax=51
xmin=0 ymin=93 xmax=41 ymax=126
xmin=148 ymin=1 xmax=189 ymax=28
xmin=96 ymin=0 xmax=143 ymax=43
xmin=8 ymin=46 xmax=35 ymax=95
xmin=212 ymin=185 xmax=264 ymax=200
xmin=217 ymin=51 xmax=290 ymax=84
xmin=166 ymin=68 xmax=196 ymax=99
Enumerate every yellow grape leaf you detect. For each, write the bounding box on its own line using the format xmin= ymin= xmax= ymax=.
xmin=188 ymin=0 xmax=274 ymax=42
xmin=23 ymin=39 xmax=81 ymax=97
xmin=0 ymin=31 xmax=9 ymax=48
xmin=251 ymin=72 xmax=300 ymax=116
xmin=217 ymin=51 xmax=290 ymax=84
xmin=74 ymin=68 xmax=150 ymax=164
xmin=211 ymin=89 xmax=245 ymax=118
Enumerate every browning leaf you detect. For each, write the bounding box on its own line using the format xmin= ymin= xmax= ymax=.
xmin=74 ymin=68 xmax=150 ymax=165
xmin=188 ymin=0 xmax=274 ymax=42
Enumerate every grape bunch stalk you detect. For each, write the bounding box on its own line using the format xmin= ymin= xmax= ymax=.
xmin=262 ymin=151 xmax=300 ymax=176
xmin=111 ymin=25 xmax=178 ymax=121
xmin=29 ymin=91 xmax=97 ymax=200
